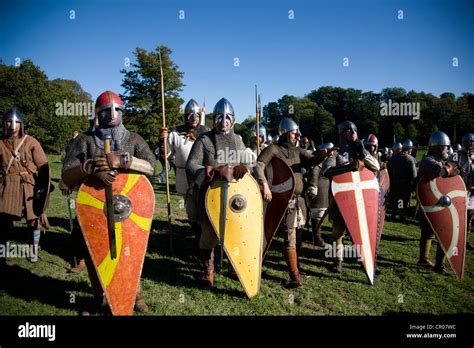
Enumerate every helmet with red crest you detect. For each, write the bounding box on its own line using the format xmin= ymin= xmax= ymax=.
xmin=95 ymin=91 xmax=125 ymax=128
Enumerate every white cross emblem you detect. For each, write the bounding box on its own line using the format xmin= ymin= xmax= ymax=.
xmin=421 ymin=180 xmax=465 ymax=258
xmin=332 ymin=171 xmax=379 ymax=284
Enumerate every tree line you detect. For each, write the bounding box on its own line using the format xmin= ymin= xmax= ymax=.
xmin=1 ymin=45 xmax=473 ymax=154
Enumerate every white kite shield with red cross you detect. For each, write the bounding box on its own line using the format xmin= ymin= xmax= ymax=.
xmin=331 ymin=168 xmax=380 ymax=284
xmin=416 ymin=175 xmax=467 ymax=280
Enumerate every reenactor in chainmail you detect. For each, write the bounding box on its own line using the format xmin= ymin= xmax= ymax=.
xmin=254 ymin=117 xmax=329 ymax=288
xmin=379 ymin=147 xmax=390 ymax=170
xmin=450 ymin=133 xmax=474 ymax=250
xmin=387 ymin=139 xmax=417 ymax=222
xmin=61 ymin=90 xmax=156 ymax=315
xmin=392 ymin=142 xmax=402 ymax=155
xmin=322 ymin=121 xmax=380 ymax=274
xmin=417 ymin=131 xmax=460 ymax=275
xmin=185 ymin=98 xmax=255 ymax=288
xmin=306 ymin=142 xmax=335 ymax=248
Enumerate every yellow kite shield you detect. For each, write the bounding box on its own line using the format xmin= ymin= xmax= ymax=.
xmin=205 ymin=173 xmax=264 ymax=298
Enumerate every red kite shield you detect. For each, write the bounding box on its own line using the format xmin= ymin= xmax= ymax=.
xmin=377 ymin=169 xmax=390 ymax=245
xmin=76 ymin=173 xmax=155 ymax=315
xmin=331 ymin=168 xmax=380 ymax=284
xmin=416 ymin=175 xmax=467 ymax=280
xmin=262 ymin=157 xmax=295 ymax=258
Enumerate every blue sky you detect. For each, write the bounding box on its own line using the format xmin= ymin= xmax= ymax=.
xmin=1 ymin=0 xmax=473 ymax=123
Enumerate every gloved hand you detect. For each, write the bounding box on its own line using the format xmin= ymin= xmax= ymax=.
xmin=215 ymin=165 xmax=234 ymax=182
xmin=205 ymin=165 xmax=236 ymax=182
xmin=205 ymin=165 xmax=215 ymax=182
xmin=93 ymin=156 xmax=110 ymax=172
xmin=233 ymin=164 xmax=248 ymax=179
xmin=94 ymin=170 xmax=117 ymax=185
xmin=186 ymin=132 xmax=197 ymax=141
xmin=59 ymin=179 xmax=71 ymax=196
xmin=444 ymin=163 xmax=460 ymax=177
xmin=160 ymin=128 xmax=169 ymax=140
xmin=350 ymin=159 xmax=365 ymax=171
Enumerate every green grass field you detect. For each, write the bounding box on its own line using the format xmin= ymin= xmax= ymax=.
xmin=0 ymin=154 xmax=473 ymax=316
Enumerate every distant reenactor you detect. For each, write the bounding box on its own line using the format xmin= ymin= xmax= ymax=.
xmin=249 ymin=124 xmax=268 ymax=156
xmin=364 ymin=134 xmax=379 ymax=160
xmin=160 ymin=99 xmax=208 ymax=252
xmin=392 ymin=142 xmax=402 ymax=155
xmin=300 ymin=136 xmax=315 ymax=152
xmin=0 ymin=107 xmax=50 ymax=266
xmin=379 ymin=147 xmax=390 ymax=170
xmin=387 ymin=139 xmax=417 ymax=222
xmin=306 ymin=142 xmax=335 ymax=247
xmin=450 ymin=133 xmax=474 ymax=250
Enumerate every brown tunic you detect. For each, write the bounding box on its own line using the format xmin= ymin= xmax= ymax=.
xmin=0 ymin=135 xmax=48 ymax=220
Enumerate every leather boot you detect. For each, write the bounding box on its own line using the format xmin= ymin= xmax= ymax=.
xmin=417 ymin=238 xmax=435 ymax=268
xmin=295 ymin=229 xmax=304 ymax=275
xmin=283 ymin=248 xmax=301 ymax=288
xmin=311 ymin=219 xmax=326 ymax=247
xmin=434 ymin=244 xmax=449 ymax=276
xmin=134 ymin=284 xmax=148 ymax=313
xmin=199 ymin=249 xmax=214 ymax=287
xmin=68 ymin=258 xmax=86 ymax=273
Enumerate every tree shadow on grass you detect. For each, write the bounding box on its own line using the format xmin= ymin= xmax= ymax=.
xmin=141 ymin=253 xmax=248 ymax=299
xmin=376 ymin=255 xmax=416 ymax=269
xmin=0 ymin=264 xmax=90 ymax=313
xmin=148 ymin=219 xmax=197 ymax=259
xmin=381 ymin=234 xmax=418 ymax=243
xmin=7 ymin=218 xmax=74 ymax=263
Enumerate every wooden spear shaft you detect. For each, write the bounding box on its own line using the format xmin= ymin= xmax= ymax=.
xmin=159 ymin=49 xmax=174 ymax=255
xmin=256 ymin=85 xmax=260 ymax=156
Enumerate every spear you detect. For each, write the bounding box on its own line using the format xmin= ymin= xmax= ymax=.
xmin=200 ymin=99 xmax=206 ymax=126
xmin=158 ymin=49 xmax=174 ymax=255
xmin=255 ymin=85 xmax=261 ymax=156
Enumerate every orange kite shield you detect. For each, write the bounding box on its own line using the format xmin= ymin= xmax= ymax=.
xmin=262 ymin=157 xmax=295 ymax=258
xmin=417 ymin=175 xmax=467 ymax=280
xmin=331 ymin=168 xmax=380 ymax=284
xmin=76 ymin=173 xmax=155 ymax=315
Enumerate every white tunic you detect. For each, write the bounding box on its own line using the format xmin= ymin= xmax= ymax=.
xmin=167 ymin=129 xmax=196 ymax=195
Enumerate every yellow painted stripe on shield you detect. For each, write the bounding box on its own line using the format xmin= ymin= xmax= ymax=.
xmin=129 ymin=213 xmax=152 ymax=232
xmin=121 ymin=174 xmax=140 ymax=195
xmin=97 ymin=222 xmax=123 ymax=287
xmin=77 ymin=191 xmax=104 ymax=210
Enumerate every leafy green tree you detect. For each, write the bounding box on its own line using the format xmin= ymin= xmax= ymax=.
xmin=121 ymin=45 xmax=185 ymax=149
xmin=0 ymin=60 xmax=91 ymax=153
